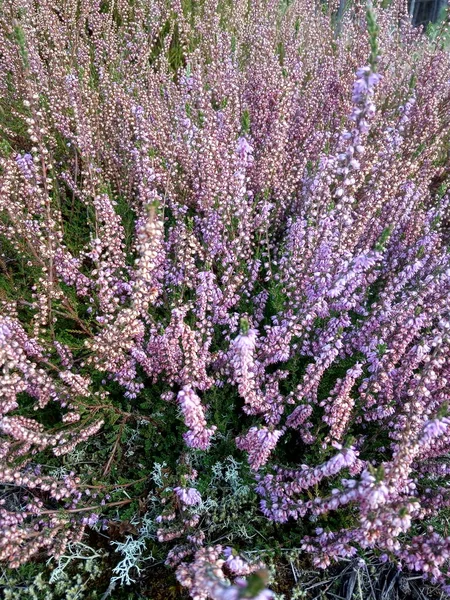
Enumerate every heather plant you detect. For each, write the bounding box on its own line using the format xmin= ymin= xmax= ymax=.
xmin=1 ymin=0 xmax=450 ymax=597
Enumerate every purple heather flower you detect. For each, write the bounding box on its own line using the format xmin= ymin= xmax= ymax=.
xmin=174 ymin=486 xmax=202 ymax=506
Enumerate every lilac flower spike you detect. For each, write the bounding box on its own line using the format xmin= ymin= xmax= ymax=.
xmin=177 ymin=387 xmax=216 ymax=450
xmin=174 ymin=487 xmax=202 ymax=507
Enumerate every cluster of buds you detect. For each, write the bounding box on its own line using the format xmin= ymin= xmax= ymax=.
xmin=176 ymin=545 xmax=273 ymax=600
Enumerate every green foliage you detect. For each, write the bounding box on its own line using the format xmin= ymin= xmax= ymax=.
xmin=241 ymin=109 xmax=251 ymax=135
xmin=366 ymin=2 xmax=379 ymax=69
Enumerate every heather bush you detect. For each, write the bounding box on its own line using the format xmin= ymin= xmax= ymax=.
xmin=1 ymin=0 xmax=450 ymax=597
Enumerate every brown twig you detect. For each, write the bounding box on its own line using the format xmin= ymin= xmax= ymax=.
xmin=80 ymin=477 xmax=147 ymax=490
xmin=102 ymin=423 xmax=125 ymax=477
xmin=40 ymin=498 xmax=136 ymax=515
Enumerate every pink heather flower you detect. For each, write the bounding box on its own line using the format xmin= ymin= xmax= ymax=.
xmin=233 ymin=328 xmax=258 ymax=355
xmin=174 ymin=487 xmax=202 ymax=507
xmin=420 ymin=417 xmax=450 ymax=444
xmin=236 ymin=426 xmax=283 ymax=471
xmin=231 ymin=329 xmax=265 ymax=414
xmin=176 ymin=546 xmax=273 ymax=600
xmin=82 ymin=513 xmax=100 ymax=527
xmin=286 ymin=404 xmax=313 ymax=429
xmin=324 ymin=446 xmax=359 ymax=475
xmin=177 ymin=387 xmax=216 ymax=450
xmin=360 ymin=471 xmax=390 ymax=509
xmin=236 ymin=136 xmax=254 ymax=167
xmin=15 ymin=153 xmax=34 ymax=179
xmin=253 ymin=592 xmax=275 ymax=600
xmin=225 ymin=555 xmax=247 ymax=573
